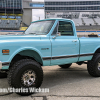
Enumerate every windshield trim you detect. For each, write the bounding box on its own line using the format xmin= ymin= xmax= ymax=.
xmin=24 ymin=20 xmax=55 ymax=35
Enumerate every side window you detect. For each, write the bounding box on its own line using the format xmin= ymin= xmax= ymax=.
xmin=52 ymin=25 xmax=57 ymax=35
xmin=58 ymin=21 xmax=73 ymax=36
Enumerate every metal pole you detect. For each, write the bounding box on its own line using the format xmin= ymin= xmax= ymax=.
xmin=5 ymin=0 xmax=6 ymax=17
xmin=2 ymin=1 xmax=3 ymax=8
xmin=13 ymin=0 xmax=14 ymax=17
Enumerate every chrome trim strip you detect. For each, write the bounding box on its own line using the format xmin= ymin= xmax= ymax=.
xmin=79 ymin=53 xmax=94 ymax=57
xmin=52 ymin=55 xmax=79 ymax=60
xmin=42 ymin=53 xmax=94 ymax=60
xmin=43 ymin=57 xmax=51 ymax=60
xmin=0 ymin=61 xmax=2 ymax=69
xmin=0 ymin=62 xmax=10 ymax=69
xmin=2 ymin=62 xmax=10 ymax=66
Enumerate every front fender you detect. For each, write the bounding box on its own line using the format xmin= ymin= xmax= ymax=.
xmin=9 ymin=47 xmax=43 ymax=62
xmin=94 ymin=46 xmax=100 ymax=54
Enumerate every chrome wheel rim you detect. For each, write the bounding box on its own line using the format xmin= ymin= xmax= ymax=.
xmin=21 ymin=70 xmax=36 ymax=87
xmin=98 ymin=62 xmax=100 ymax=71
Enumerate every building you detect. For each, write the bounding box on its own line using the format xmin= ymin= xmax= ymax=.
xmin=0 ymin=0 xmax=22 ymax=30
xmin=22 ymin=0 xmax=44 ymax=25
xmin=0 ymin=0 xmax=22 ymax=15
xmin=44 ymin=0 xmax=100 ymax=30
xmin=0 ymin=0 xmax=44 ymax=30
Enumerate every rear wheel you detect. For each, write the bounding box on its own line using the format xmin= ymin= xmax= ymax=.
xmin=7 ymin=59 xmax=43 ymax=96
xmin=59 ymin=64 xmax=72 ymax=69
xmin=87 ymin=53 xmax=100 ymax=77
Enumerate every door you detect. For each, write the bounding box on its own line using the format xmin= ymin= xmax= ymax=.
xmin=50 ymin=20 xmax=79 ymax=65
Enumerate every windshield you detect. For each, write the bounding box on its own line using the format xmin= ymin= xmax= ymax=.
xmin=24 ymin=20 xmax=55 ymax=35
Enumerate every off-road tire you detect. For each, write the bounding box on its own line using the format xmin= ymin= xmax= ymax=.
xmin=7 ymin=59 xmax=43 ymax=96
xmin=59 ymin=64 xmax=72 ymax=69
xmin=87 ymin=53 xmax=100 ymax=77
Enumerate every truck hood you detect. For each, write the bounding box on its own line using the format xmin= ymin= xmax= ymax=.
xmin=0 ymin=34 xmax=41 ymax=41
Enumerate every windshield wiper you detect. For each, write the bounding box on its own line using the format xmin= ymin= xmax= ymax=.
xmin=6 ymin=33 xmax=21 ymax=35
xmin=28 ymin=33 xmax=37 ymax=35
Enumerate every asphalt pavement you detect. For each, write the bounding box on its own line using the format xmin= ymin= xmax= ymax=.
xmin=0 ymin=63 xmax=100 ymax=100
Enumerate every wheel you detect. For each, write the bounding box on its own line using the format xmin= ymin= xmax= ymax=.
xmin=0 ymin=71 xmax=7 ymax=78
xmin=87 ymin=53 xmax=100 ymax=77
xmin=7 ymin=59 xmax=43 ymax=96
xmin=59 ymin=64 xmax=72 ymax=69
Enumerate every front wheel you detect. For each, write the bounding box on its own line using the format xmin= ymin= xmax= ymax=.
xmin=7 ymin=59 xmax=43 ymax=96
xmin=59 ymin=64 xmax=72 ymax=69
xmin=87 ymin=53 xmax=100 ymax=77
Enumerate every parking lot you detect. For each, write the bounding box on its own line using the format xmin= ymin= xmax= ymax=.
xmin=0 ymin=63 xmax=100 ymax=100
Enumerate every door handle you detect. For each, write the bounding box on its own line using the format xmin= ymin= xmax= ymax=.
xmin=72 ymin=40 xmax=77 ymax=42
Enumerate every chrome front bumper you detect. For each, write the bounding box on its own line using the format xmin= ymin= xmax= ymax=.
xmin=0 ymin=62 xmax=10 ymax=69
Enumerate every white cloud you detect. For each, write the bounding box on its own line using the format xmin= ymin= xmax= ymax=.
xmin=32 ymin=0 xmax=44 ymax=2
xmin=32 ymin=9 xmax=44 ymax=21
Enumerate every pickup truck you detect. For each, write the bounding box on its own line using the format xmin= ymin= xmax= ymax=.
xmin=0 ymin=18 xmax=100 ymax=95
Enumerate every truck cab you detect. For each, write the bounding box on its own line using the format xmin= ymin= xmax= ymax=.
xmin=49 ymin=19 xmax=79 ymax=65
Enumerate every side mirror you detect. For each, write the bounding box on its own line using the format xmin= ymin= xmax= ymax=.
xmin=52 ymin=32 xmax=61 ymax=39
xmin=57 ymin=32 xmax=61 ymax=36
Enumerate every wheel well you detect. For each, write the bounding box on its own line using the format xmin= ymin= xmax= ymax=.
xmin=9 ymin=50 xmax=43 ymax=68
xmin=95 ymin=48 xmax=100 ymax=53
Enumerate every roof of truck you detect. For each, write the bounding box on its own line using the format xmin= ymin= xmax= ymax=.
xmin=31 ymin=18 xmax=73 ymax=23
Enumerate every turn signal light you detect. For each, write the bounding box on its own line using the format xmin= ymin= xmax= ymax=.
xmin=2 ymin=50 xmax=9 ymax=54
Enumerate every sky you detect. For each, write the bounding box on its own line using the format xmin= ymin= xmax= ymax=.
xmin=32 ymin=0 xmax=44 ymax=21
xmin=32 ymin=9 xmax=44 ymax=21
xmin=32 ymin=0 xmax=44 ymax=1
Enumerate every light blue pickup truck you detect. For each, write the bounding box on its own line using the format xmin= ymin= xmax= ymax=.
xmin=0 ymin=18 xmax=100 ymax=95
